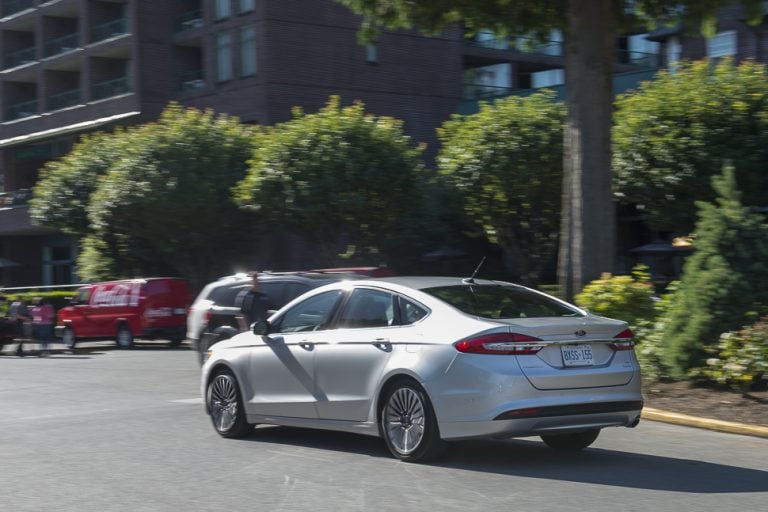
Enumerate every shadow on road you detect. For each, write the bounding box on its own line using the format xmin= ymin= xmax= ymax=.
xmin=240 ymin=426 xmax=768 ymax=494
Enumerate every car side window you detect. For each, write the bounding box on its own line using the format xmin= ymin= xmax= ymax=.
xmin=274 ymin=290 xmax=343 ymax=333
xmin=74 ymin=287 xmax=91 ymax=305
xmin=336 ymin=289 xmax=395 ymax=329
xmin=398 ymin=297 xmax=428 ymax=325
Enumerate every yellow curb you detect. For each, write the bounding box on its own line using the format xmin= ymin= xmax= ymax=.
xmin=642 ymin=407 xmax=768 ymax=439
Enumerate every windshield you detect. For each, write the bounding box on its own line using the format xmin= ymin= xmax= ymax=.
xmin=422 ymin=284 xmax=583 ymax=319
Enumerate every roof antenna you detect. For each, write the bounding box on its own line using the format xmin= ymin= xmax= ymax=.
xmin=463 ymin=256 xmax=486 ymax=284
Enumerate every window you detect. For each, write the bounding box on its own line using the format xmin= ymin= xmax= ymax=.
xmin=215 ymin=0 xmax=231 ymax=20
xmin=276 ymin=290 xmax=342 ymax=333
xmin=398 ymin=297 xmax=428 ymax=325
xmin=531 ymin=68 xmax=564 ymax=89
xmin=666 ymin=37 xmax=682 ymax=70
xmin=239 ymin=0 xmax=255 ymax=13
xmin=365 ymin=44 xmax=378 ymax=64
xmin=240 ymin=26 xmax=256 ymax=76
xmin=336 ymin=289 xmax=394 ymax=329
xmin=216 ymin=32 xmax=233 ymax=82
xmin=707 ymin=30 xmax=737 ymax=59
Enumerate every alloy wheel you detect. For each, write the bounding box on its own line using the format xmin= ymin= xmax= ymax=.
xmin=383 ymin=386 xmax=426 ymax=455
xmin=209 ymin=374 xmax=240 ymax=433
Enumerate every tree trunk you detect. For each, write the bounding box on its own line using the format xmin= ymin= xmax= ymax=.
xmin=558 ymin=0 xmax=617 ymax=300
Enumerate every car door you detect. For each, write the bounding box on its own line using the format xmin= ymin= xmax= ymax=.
xmin=246 ymin=290 xmax=343 ymax=419
xmin=313 ymin=287 xmax=398 ymax=422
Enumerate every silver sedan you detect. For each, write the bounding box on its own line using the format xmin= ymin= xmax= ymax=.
xmin=201 ymin=276 xmax=643 ymax=462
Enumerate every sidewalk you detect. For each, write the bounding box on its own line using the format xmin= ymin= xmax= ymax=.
xmin=642 ymin=407 xmax=768 ymax=439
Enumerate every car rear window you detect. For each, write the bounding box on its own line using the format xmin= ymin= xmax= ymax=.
xmin=422 ymin=284 xmax=583 ymax=319
xmin=207 ymin=282 xmax=250 ymax=307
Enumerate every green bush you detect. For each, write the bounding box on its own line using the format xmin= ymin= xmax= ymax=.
xmin=574 ymin=265 xmax=656 ymax=328
xmin=692 ymin=317 xmax=768 ymax=392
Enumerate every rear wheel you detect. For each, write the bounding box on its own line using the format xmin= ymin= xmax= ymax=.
xmin=541 ymin=429 xmax=600 ymax=452
xmin=380 ymin=380 xmax=445 ymax=462
xmin=62 ymin=326 xmax=77 ymax=350
xmin=116 ymin=324 xmax=134 ymax=349
xmin=207 ymin=370 xmax=252 ymax=438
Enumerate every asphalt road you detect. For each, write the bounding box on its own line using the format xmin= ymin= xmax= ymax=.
xmin=1 ymin=342 xmax=767 ymax=512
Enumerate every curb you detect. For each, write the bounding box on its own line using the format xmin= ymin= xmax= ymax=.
xmin=642 ymin=407 xmax=768 ymax=439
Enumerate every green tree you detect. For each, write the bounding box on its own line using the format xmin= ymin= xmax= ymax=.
xmin=662 ymin=166 xmax=768 ymax=376
xmin=30 ymin=131 xmax=127 ymax=236
xmin=438 ymin=91 xmax=565 ymax=284
xmin=234 ymin=97 xmax=425 ymax=265
xmin=336 ymin=0 xmax=764 ymax=298
xmin=614 ymin=59 xmax=768 ymax=232
xmin=79 ymin=104 xmax=258 ymax=288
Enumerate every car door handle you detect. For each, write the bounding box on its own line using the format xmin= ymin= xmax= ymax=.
xmin=299 ymin=341 xmax=314 ymax=350
xmin=373 ymin=339 xmax=390 ymax=350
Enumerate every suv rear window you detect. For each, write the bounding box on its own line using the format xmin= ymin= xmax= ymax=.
xmin=207 ymin=282 xmax=250 ymax=307
xmin=423 ymin=285 xmax=583 ymax=319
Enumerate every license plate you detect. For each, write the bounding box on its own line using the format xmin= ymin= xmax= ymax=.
xmin=561 ymin=344 xmax=594 ymax=367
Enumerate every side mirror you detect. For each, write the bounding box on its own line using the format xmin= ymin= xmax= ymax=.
xmin=253 ymin=320 xmax=271 ymax=336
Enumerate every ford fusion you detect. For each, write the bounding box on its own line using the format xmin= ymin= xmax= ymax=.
xmin=201 ymin=276 xmax=642 ymax=462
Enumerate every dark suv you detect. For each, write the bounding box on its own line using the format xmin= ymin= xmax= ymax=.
xmin=187 ymin=270 xmax=391 ymax=364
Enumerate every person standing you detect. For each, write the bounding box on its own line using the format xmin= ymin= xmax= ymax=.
xmin=31 ymin=297 xmax=55 ymax=357
xmin=235 ymin=271 xmax=271 ymax=330
xmin=8 ymin=296 xmax=31 ymax=357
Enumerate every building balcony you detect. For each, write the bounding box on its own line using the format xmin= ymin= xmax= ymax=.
xmin=2 ymin=0 xmax=36 ymax=18
xmin=90 ymin=17 xmax=128 ymax=43
xmin=92 ymin=76 xmax=130 ymax=101
xmin=462 ymin=83 xmax=515 ymax=101
xmin=3 ymin=46 xmax=36 ymax=69
xmin=5 ymin=99 xmax=38 ymax=121
xmin=176 ymin=9 xmax=203 ymax=33
xmin=466 ymin=34 xmax=563 ymax=57
xmin=0 ymin=188 xmax=31 ymax=208
xmin=44 ymin=32 xmax=80 ymax=58
xmin=47 ymin=88 xmax=80 ymax=111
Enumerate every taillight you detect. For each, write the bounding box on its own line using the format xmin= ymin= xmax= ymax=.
xmin=610 ymin=328 xmax=635 ymax=351
xmin=455 ymin=332 xmax=544 ymax=355
xmin=204 ymin=309 xmax=212 ymax=325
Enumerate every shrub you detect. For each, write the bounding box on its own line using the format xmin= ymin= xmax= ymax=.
xmin=574 ymin=265 xmax=656 ymax=328
xmin=693 ymin=317 xmax=768 ymax=392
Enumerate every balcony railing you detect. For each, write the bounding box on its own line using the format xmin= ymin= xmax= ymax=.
xmin=176 ymin=9 xmax=203 ymax=32
xmin=617 ymin=49 xmax=661 ymax=68
xmin=4 ymin=46 xmax=36 ymax=69
xmin=5 ymin=100 xmax=38 ymax=121
xmin=0 ymin=189 xmax=32 ymax=208
xmin=179 ymin=69 xmax=205 ymax=91
xmin=467 ymin=35 xmax=564 ymax=57
xmin=92 ymin=76 xmax=130 ymax=100
xmin=462 ymin=83 xmax=516 ymax=101
xmin=3 ymin=0 xmax=36 ymax=17
xmin=44 ymin=32 xmax=80 ymax=57
xmin=90 ymin=17 xmax=128 ymax=43
xmin=47 ymin=88 xmax=81 ymax=111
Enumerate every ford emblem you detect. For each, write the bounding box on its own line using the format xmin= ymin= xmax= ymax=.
xmin=574 ymin=330 xmax=586 ymax=337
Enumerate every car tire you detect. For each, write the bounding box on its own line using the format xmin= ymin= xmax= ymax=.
xmin=62 ymin=326 xmax=77 ymax=350
xmin=380 ymin=380 xmax=445 ymax=462
xmin=116 ymin=324 xmax=134 ymax=349
xmin=541 ymin=429 xmax=600 ymax=452
xmin=207 ymin=369 xmax=252 ymax=438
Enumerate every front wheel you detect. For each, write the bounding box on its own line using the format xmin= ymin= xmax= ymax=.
xmin=116 ymin=324 xmax=134 ymax=349
xmin=62 ymin=326 xmax=77 ymax=350
xmin=207 ymin=370 xmax=252 ymax=438
xmin=380 ymin=380 xmax=445 ymax=462
xmin=541 ymin=429 xmax=600 ymax=452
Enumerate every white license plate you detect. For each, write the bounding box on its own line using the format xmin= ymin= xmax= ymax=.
xmin=561 ymin=344 xmax=594 ymax=367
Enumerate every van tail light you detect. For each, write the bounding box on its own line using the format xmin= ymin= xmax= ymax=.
xmin=610 ymin=328 xmax=635 ymax=351
xmin=455 ymin=333 xmax=544 ymax=355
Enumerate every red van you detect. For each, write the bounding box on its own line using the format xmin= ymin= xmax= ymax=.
xmin=56 ymin=278 xmax=193 ymax=349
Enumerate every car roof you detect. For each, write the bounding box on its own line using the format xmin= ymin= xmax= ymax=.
xmin=353 ymin=276 xmax=516 ymax=290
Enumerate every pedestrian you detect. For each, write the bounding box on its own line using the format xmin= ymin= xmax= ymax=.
xmin=8 ymin=296 xmax=31 ymax=357
xmin=235 ymin=271 xmax=271 ymax=330
xmin=30 ymin=297 xmax=55 ymax=357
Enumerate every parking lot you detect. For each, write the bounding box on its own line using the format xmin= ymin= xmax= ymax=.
xmin=1 ymin=342 xmax=767 ymax=512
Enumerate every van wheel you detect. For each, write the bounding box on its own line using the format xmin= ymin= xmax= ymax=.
xmin=62 ymin=326 xmax=77 ymax=350
xmin=116 ymin=324 xmax=134 ymax=349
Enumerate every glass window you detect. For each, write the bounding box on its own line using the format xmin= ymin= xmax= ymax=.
xmin=666 ymin=37 xmax=682 ymax=70
xmin=209 ymin=282 xmax=249 ymax=307
xmin=239 ymin=0 xmax=255 ymax=13
xmin=216 ymin=32 xmax=233 ymax=82
xmin=365 ymin=44 xmax=378 ymax=64
xmin=531 ymin=68 xmax=564 ymax=89
xmin=276 ymin=290 xmax=342 ymax=333
xmin=215 ymin=0 xmax=231 ymax=20
xmin=240 ymin=26 xmax=257 ymax=76
xmin=423 ymin=285 xmax=584 ymax=319
xmin=336 ymin=289 xmax=394 ymax=329
xmin=73 ymin=287 xmax=91 ymax=305
xmin=707 ymin=30 xmax=737 ymax=59
xmin=398 ymin=297 xmax=428 ymax=325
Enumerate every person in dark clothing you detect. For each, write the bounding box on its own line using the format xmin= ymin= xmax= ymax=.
xmin=8 ymin=296 xmax=31 ymax=357
xmin=236 ymin=272 xmax=271 ymax=330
